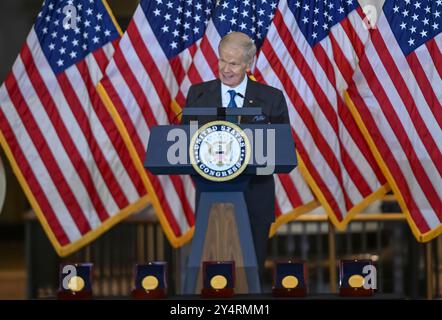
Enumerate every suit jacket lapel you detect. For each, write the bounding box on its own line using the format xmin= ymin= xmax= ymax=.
xmin=209 ymin=79 xmax=222 ymax=109
xmin=240 ymin=78 xmax=259 ymax=123
xmin=243 ymin=78 xmax=258 ymax=108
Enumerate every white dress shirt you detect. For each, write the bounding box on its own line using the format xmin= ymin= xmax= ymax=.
xmin=221 ymin=75 xmax=248 ymax=108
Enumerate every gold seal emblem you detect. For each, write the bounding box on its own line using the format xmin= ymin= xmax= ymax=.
xmin=142 ymin=275 xmax=159 ymax=290
xmin=348 ymin=275 xmax=365 ymax=288
xmin=282 ymin=275 xmax=299 ymax=289
xmin=67 ymin=276 xmax=85 ymax=292
xmin=189 ymin=121 xmax=251 ymax=182
xmin=210 ymin=275 xmax=228 ymax=289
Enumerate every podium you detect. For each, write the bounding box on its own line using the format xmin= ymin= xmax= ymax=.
xmin=144 ymin=108 xmax=297 ymax=295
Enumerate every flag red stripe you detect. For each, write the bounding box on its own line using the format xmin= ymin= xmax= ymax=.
xmin=371 ymin=30 xmax=442 ymax=176
xmin=186 ymin=62 xmax=203 ymax=85
xmin=57 ymin=70 xmax=129 ymax=210
xmin=103 ymin=57 xmax=187 ymax=233
xmin=262 ymin=30 xmax=351 ymax=211
xmin=342 ymin=8 xmax=366 ymax=60
xmin=100 ymin=75 xmax=145 ymax=157
xmin=337 ymin=97 xmax=386 ymax=184
xmin=426 ymin=39 xmax=442 ymax=80
xmin=22 ymin=53 xmax=110 ymax=223
xmin=347 ymin=85 xmax=432 ymax=231
xmin=147 ymin=172 xmax=184 ymax=236
xmin=169 ymin=56 xmax=186 ymax=87
xmin=175 ymin=90 xmax=186 ymax=109
xmin=5 ymin=70 xmax=92 ymax=234
xmin=0 ymin=105 xmax=71 ymax=244
xmin=278 ymin=174 xmax=303 ymax=207
xmin=357 ymin=52 xmax=442 ymax=215
xmin=101 ymin=77 xmax=187 ymax=234
xmin=127 ymin=24 xmax=176 ymax=123
xmin=273 ymin=11 xmax=366 ymax=204
xmin=77 ymin=60 xmax=142 ymax=200
xmin=120 ymin=30 xmax=195 ymax=225
xmin=188 ymin=43 xmax=198 ymax=57
xmin=327 ymin=33 xmax=354 ymax=84
xmin=406 ymin=52 xmax=442 ymax=128
xmin=113 ymin=48 xmax=156 ymax=137
xmin=312 ymin=44 xmax=373 ymax=196
xmin=273 ymin=11 xmax=339 ymax=134
xmin=184 ymin=43 xmax=204 ymax=84
xmin=312 ymin=44 xmax=337 ymax=88
xmin=92 ymin=46 xmax=111 ymax=75
xmin=256 ymin=45 xmax=346 ymax=218
xmin=77 ymin=61 xmax=146 ymax=197
xmin=336 ymin=140 xmax=373 ymax=197
xmin=314 ymin=34 xmax=386 ymax=185
xmin=167 ymin=176 xmax=195 ymax=226
xmin=111 ymin=46 xmax=195 ymax=226
xmin=254 ymin=68 xmax=308 ymax=210
xmin=200 ymin=35 xmax=219 ymax=75
xmin=103 ymin=56 xmax=193 ymax=234
xmin=295 ymin=133 xmax=344 ymax=221
xmin=102 ymin=75 xmax=184 ymax=235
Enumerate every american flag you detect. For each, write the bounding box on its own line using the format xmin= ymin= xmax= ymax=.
xmin=99 ymin=0 xmax=317 ymax=247
xmin=255 ymin=0 xmax=389 ymax=228
xmin=346 ymin=0 xmax=442 ymax=241
xmin=0 ymin=0 xmax=147 ymax=256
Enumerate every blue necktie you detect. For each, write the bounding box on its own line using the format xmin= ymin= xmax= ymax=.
xmin=226 ymin=89 xmax=238 ymax=123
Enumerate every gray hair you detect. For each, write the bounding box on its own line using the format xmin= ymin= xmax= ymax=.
xmin=218 ymin=32 xmax=257 ymax=65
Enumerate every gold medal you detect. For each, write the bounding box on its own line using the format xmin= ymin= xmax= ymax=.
xmin=142 ymin=275 xmax=159 ymax=290
xmin=348 ymin=275 xmax=365 ymax=288
xmin=282 ymin=275 xmax=299 ymax=289
xmin=210 ymin=275 xmax=227 ymax=289
xmin=67 ymin=276 xmax=85 ymax=292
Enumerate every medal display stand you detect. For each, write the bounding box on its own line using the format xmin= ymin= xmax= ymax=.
xmin=57 ymin=263 xmax=93 ymax=300
xmin=201 ymin=261 xmax=235 ymax=298
xmin=339 ymin=259 xmax=376 ymax=297
xmin=131 ymin=262 xmax=168 ymax=299
xmin=272 ymin=260 xmax=307 ymax=297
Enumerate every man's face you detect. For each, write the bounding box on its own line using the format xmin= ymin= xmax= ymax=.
xmin=218 ymin=44 xmax=249 ymax=88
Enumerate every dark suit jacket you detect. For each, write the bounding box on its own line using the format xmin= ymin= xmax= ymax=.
xmin=182 ymin=78 xmax=290 ymax=224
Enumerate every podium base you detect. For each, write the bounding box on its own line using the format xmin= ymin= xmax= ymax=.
xmin=272 ymin=287 xmax=307 ymax=298
xmin=131 ymin=288 xmax=167 ymax=299
xmin=201 ymin=288 xmax=234 ymax=298
xmin=339 ymin=287 xmax=374 ymax=297
xmin=57 ymin=290 xmax=92 ymax=300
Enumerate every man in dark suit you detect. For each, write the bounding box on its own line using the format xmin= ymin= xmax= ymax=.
xmin=182 ymin=32 xmax=290 ymax=284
